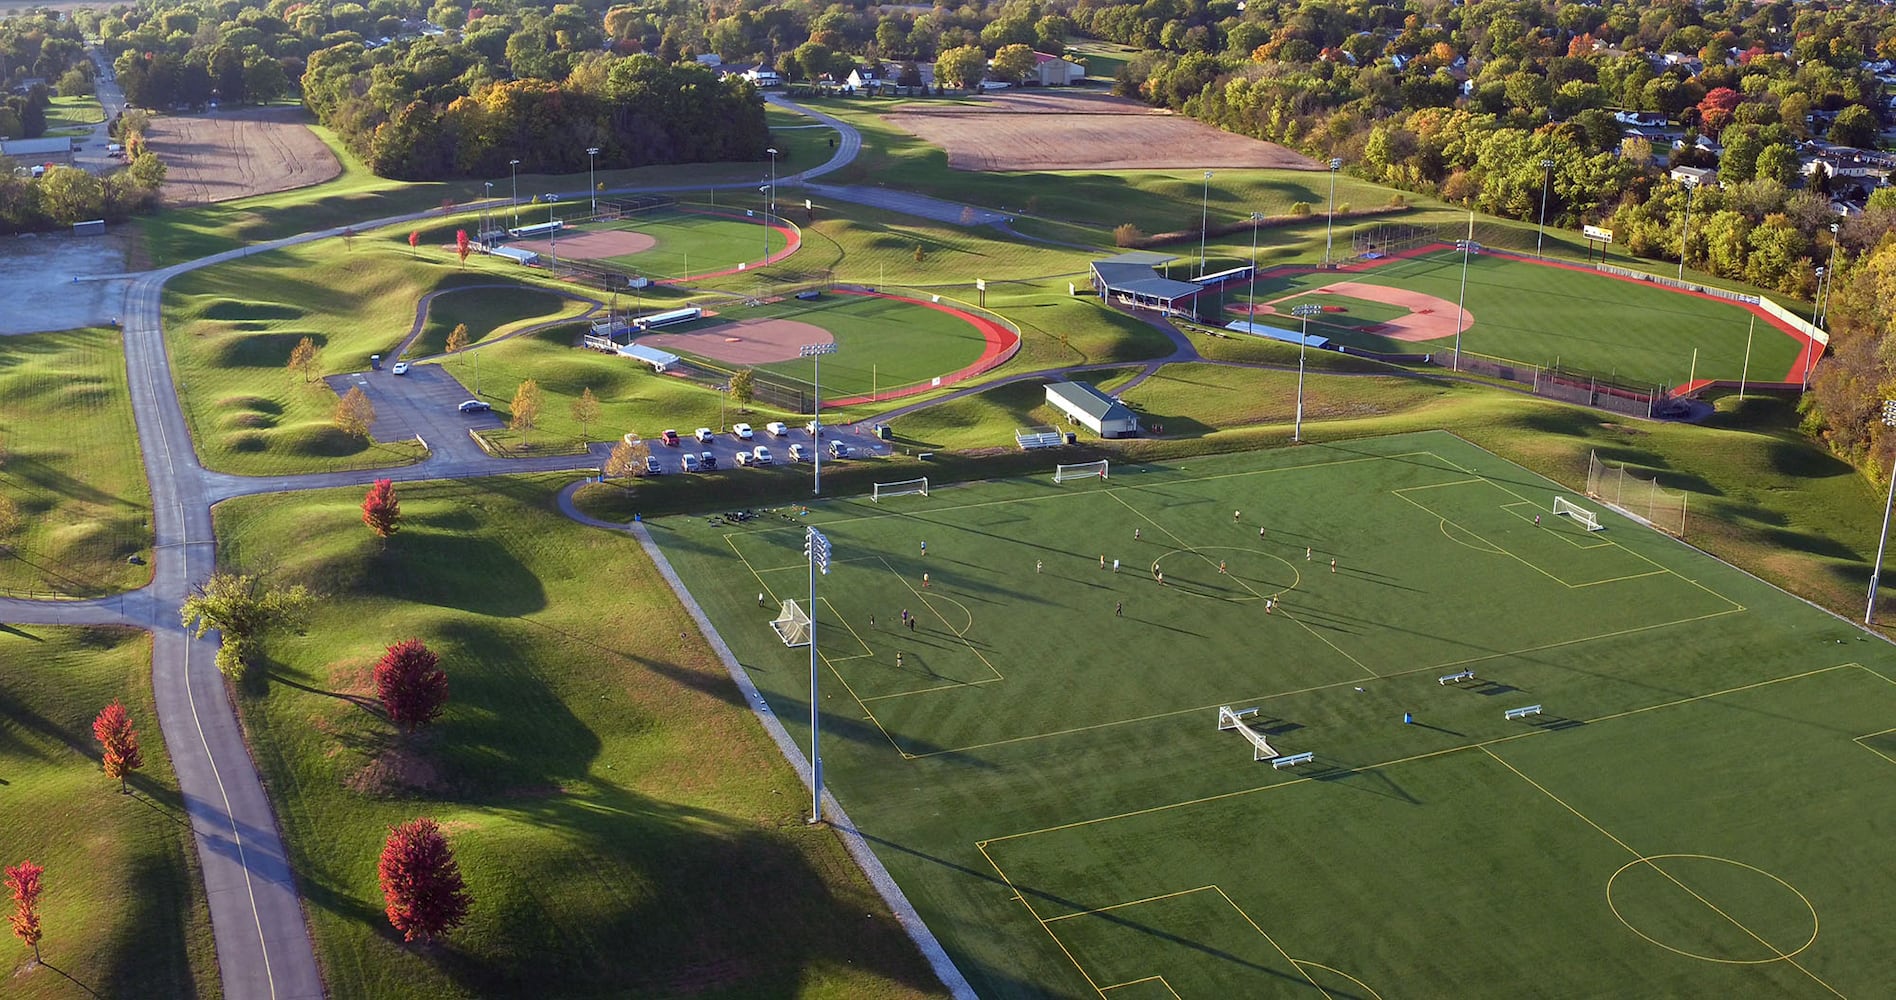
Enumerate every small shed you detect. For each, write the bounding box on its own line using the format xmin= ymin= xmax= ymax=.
xmin=1045 ymin=381 xmax=1139 ymax=438
xmin=1031 ymin=53 xmax=1086 ymax=86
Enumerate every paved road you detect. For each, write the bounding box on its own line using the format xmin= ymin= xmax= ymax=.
xmin=0 ymin=86 xmax=1044 ymax=1000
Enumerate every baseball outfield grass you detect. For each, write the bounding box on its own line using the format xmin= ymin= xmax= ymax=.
xmin=648 ymin=430 xmax=1896 ymax=997
xmin=574 ymin=209 xmax=792 ymax=280
xmin=210 ymin=475 xmax=943 ymax=999
xmin=0 ymin=328 xmax=152 ymax=597
xmin=0 ymin=626 xmax=218 ymax=999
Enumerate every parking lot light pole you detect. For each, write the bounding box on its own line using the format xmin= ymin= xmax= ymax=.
xmin=509 ymin=158 xmax=520 ymax=228
xmin=804 ymin=526 xmax=832 ymax=823
xmin=1868 ymin=400 xmax=1896 ymax=624
xmin=1324 ymin=158 xmax=1342 ymax=267
xmin=586 ymin=146 xmax=600 ymax=215
xmin=801 ymin=342 xmax=837 ymax=495
xmin=1292 ymin=303 xmax=1320 ymax=442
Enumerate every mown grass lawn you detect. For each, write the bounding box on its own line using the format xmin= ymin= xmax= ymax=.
xmin=45 ymin=94 xmax=105 ymax=129
xmin=409 ymin=286 xmax=568 ymax=358
xmin=0 ymin=328 xmax=151 ymax=597
xmin=0 ymin=626 xmax=219 ymax=999
xmin=213 ymin=475 xmax=943 ymax=999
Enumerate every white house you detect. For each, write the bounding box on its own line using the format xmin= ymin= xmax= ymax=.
xmin=1045 ymin=382 xmax=1139 ymax=439
xmin=845 ymin=66 xmax=884 ymax=91
xmin=744 ymin=67 xmax=781 ymax=87
xmin=1670 ymin=165 xmax=1717 ymax=187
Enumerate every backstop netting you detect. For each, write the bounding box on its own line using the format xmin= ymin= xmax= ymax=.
xmin=1351 ymin=222 xmax=1437 ymax=261
xmin=873 ymin=478 xmax=928 ymax=502
xmin=770 ymin=599 xmax=812 ymax=647
xmin=1586 ymin=451 xmax=1688 ymax=536
xmin=1054 ymin=460 xmax=1109 ymax=483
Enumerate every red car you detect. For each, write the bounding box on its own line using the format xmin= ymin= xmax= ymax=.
xmin=661 ymin=429 xmax=681 ymax=447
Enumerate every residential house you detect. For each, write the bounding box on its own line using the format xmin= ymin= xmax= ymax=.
xmin=1029 ymin=51 xmax=1085 ymax=86
xmin=1670 ymin=165 xmax=1718 ymax=187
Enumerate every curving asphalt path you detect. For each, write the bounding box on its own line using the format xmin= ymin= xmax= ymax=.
xmin=1 ymin=87 xmax=1149 ymax=1000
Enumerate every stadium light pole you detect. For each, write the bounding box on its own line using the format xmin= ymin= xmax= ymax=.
xmin=1292 ymin=304 xmax=1320 ymax=442
xmin=544 ymin=194 xmax=559 ymax=271
xmin=1868 ymin=399 xmax=1896 ymax=624
xmin=1453 ymin=233 xmax=1480 ymax=372
xmin=1677 ymin=175 xmax=1699 ymax=280
xmin=767 ymin=146 xmax=779 ymax=217
xmin=1246 ymin=211 xmax=1264 ymax=326
xmin=509 ymin=158 xmax=520 ymax=229
xmin=481 ymin=181 xmax=492 ymax=244
xmin=802 ymin=342 xmax=837 ymax=496
xmin=804 ymin=525 xmax=832 ymax=823
xmin=1323 ymin=158 xmax=1342 ymax=268
xmin=586 ymin=146 xmax=599 ymax=215
xmin=1199 ymin=170 xmax=1213 ymax=277
xmin=759 ymin=185 xmax=771 ymax=264
xmin=1536 ymin=157 xmax=1555 ymax=257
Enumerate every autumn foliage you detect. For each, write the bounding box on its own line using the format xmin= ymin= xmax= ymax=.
xmin=455 ymin=229 xmax=471 ymax=269
xmin=362 ymin=479 xmax=402 ymax=541
xmin=378 ymin=819 xmax=470 ymax=943
xmin=5 ymin=860 xmax=43 ymax=962
xmin=92 ymin=701 xmax=145 ymax=793
xmin=374 ymin=639 xmax=449 ymax=731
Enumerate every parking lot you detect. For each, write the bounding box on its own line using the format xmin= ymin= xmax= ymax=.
xmin=636 ymin=420 xmax=889 ymax=476
xmin=323 ymin=363 xmax=498 ymax=462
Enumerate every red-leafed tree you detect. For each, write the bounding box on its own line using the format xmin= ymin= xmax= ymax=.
xmin=5 ymin=860 xmax=43 ymax=962
xmin=91 ymin=701 xmax=145 ymax=793
xmin=374 ymin=639 xmax=448 ymax=731
xmin=378 ymin=819 xmax=470 ymax=943
xmin=408 ymin=229 xmax=420 ymax=257
xmin=362 ymin=479 xmax=401 ymax=543
xmin=1697 ymin=87 xmax=1742 ymax=138
xmin=455 ymin=229 xmax=470 ymax=269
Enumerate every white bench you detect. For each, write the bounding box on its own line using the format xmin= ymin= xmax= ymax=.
xmin=1439 ymin=669 xmax=1477 ymax=685
xmin=1504 ymin=704 xmax=1544 ymax=720
xmin=1271 ymin=752 xmax=1315 ymax=769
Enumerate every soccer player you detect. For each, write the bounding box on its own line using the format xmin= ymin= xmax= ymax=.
xmin=1112 ymin=558 xmax=1120 ymax=573
xmin=907 ymin=616 xmax=916 ymax=632
xmin=1331 ymin=557 xmax=1337 ymax=573
xmin=870 ymin=614 xmax=877 ymax=629
xmin=757 ymin=592 xmax=765 ymax=606
xmin=1259 ymin=527 xmax=1265 ymax=539
xmin=921 ymin=540 xmax=927 ymax=557
xmin=896 ymin=651 xmax=904 ymax=669
xmin=1234 ymin=509 xmax=1241 ymax=522
xmin=1115 ymin=601 xmax=1122 ymax=617
xmin=1219 ymin=560 xmax=1227 ymax=574
xmin=1534 ymin=514 xmax=1542 ymax=525
xmin=922 ymin=572 xmax=930 ymax=588
xmin=1157 ymin=571 xmax=1165 ymax=586
xmin=1307 ymin=547 xmax=1312 ymax=560
xmin=1035 ymin=559 xmax=1043 ymax=573
xmin=1134 ymin=527 xmax=1141 ymax=541
xmin=1100 ymin=554 xmax=1106 ymax=570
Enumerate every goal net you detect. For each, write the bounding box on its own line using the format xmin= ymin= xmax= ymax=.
xmin=1054 ymin=460 xmax=1109 ymax=483
xmin=1552 ymin=496 xmax=1603 ymax=531
xmin=872 ymin=477 xmax=928 ymax=502
xmin=770 ymin=600 xmax=812 ymax=647
xmin=1216 ymin=705 xmax=1279 ymax=761
xmin=1585 ymin=450 xmax=1688 ymax=536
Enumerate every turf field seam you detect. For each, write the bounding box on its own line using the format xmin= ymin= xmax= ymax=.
xmin=977 ymin=663 xmax=1858 ymax=845
xmin=1477 ymin=747 xmax=1848 ymax=997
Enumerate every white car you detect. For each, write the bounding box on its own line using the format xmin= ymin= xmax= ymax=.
xmin=694 ymin=427 xmax=714 ymax=444
xmin=733 ymin=423 xmax=754 ymax=440
xmin=734 ymin=451 xmax=754 ymax=467
xmin=787 ymin=443 xmax=807 ymax=461
xmin=391 ymin=362 xmax=410 ymax=375
xmin=751 ymin=445 xmax=773 ymax=465
xmin=766 ymin=421 xmax=788 ymax=437
xmin=681 ymin=452 xmax=701 ymax=473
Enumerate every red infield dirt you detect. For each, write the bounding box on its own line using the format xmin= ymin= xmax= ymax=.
xmin=1253 ymin=281 xmax=1468 ymax=341
xmin=508 ymin=228 xmax=656 ymax=260
xmin=140 ymin=107 xmax=341 ymax=205
xmin=882 ymin=91 xmax=1319 ymax=171
xmin=637 ymin=318 xmax=832 ymax=365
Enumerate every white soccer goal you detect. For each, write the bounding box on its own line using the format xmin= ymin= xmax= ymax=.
xmin=1552 ymin=496 xmax=1603 ymax=531
xmin=770 ymin=600 xmax=812 ymax=647
xmin=872 ymin=477 xmax=928 ymax=502
xmin=1053 ymin=459 xmax=1109 ymax=483
xmin=1216 ymin=705 xmax=1279 ymax=761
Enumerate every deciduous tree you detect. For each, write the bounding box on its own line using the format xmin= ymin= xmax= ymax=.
xmin=408 ymin=229 xmax=420 ymax=257
xmin=180 ymin=572 xmax=313 ymax=677
xmin=729 ymin=369 xmax=754 ymax=412
xmin=0 ymin=495 xmax=21 ymax=549
xmin=5 ymin=860 xmax=43 ymax=962
xmin=378 ymin=818 xmax=471 ymax=943
xmin=362 ymin=479 xmax=401 ymax=542
xmin=605 ymin=438 xmax=648 ymax=479
xmin=455 ymin=229 xmax=470 ymax=269
xmin=1697 ymin=87 xmax=1742 ymax=138
xmin=91 ymin=701 xmax=144 ymax=794
xmin=571 ymin=386 xmax=600 ymax=441
xmin=335 ymin=386 xmax=376 ymax=440
xmin=374 ymin=639 xmax=449 ymax=731
xmin=991 ymin=43 xmax=1037 ymax=84
xmin=288 ymin=335 xmax=321 ymax=383
xmin=445 ymin=324 xmax=469 ymax=354
xmin=510 ymin=379 xmax=542 ymax=445
xmin=936 ymin=45 xmax=987 ymax=90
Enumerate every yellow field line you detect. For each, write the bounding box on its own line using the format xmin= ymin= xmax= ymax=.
xmin=1391 ymin=477 xmax=1489 ymax=493
xmin=1478 ymin=747 xmax=1847 ymax=998
xmin=1211 ymin=885 xmax=1334 ymax=999
xmin=1852 ymin=727 xmax=1896 ymax=766
xmin=1042 ymin=885 xmax=1219 ymax=923
xmin=980 ymin=663 xmax=1857 ymax=844
xmin=976 ymin=841 xmax=1108 ymax=998
xmin=1278 ymin=604 xmax=1380 ymax=680
xmin=1102 ymin=976 xmax=1181 ymax=998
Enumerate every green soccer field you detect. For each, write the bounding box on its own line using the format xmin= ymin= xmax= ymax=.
xmin=577 ymin=209 xmax=791 ymax=278
xmin=1230 ymin=253 xmax=1804 ymax=388
xmin=651 ymin=432 xmax=1896 ymax=998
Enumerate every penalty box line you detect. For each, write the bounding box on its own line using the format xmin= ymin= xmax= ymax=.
xmin=975 ymin=662 xmax=1860 ymax=848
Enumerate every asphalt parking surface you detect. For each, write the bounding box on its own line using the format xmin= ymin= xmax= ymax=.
xmin=324 ymin=364 xmax=499 ymax=461
xmin=637 ymin=421 xmax=889 ymax=477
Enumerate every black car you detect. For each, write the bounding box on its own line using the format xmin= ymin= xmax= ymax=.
xmin=458 ymin=399 xmax=491 ymax=414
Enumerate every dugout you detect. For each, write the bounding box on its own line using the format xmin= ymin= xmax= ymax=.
xmin=1089 ymin=252 xmax=1204 ymax=321
xmin=1046 ymin=381 xmax=1139 ymax=438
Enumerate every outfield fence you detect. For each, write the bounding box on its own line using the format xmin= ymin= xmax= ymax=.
xmin=1439 ymin=352 xmax=1670 ymax=419
xmin=1586 ymin=450 xmax=1689 ymax=536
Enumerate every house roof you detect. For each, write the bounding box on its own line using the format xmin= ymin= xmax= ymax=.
xmin=1091 ymin=260 xmax=1203 ymax=300
xmin=1047 ymin=381 xmax=1134 ymax=423
xmin=0 ymin=136 xmax=71 ymax=158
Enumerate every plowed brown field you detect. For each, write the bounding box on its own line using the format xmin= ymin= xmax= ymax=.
xmin=883 ymin=91 xmax=1319 ymax=171
xmin=141 ymin=107 xmax=341 ymax=206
